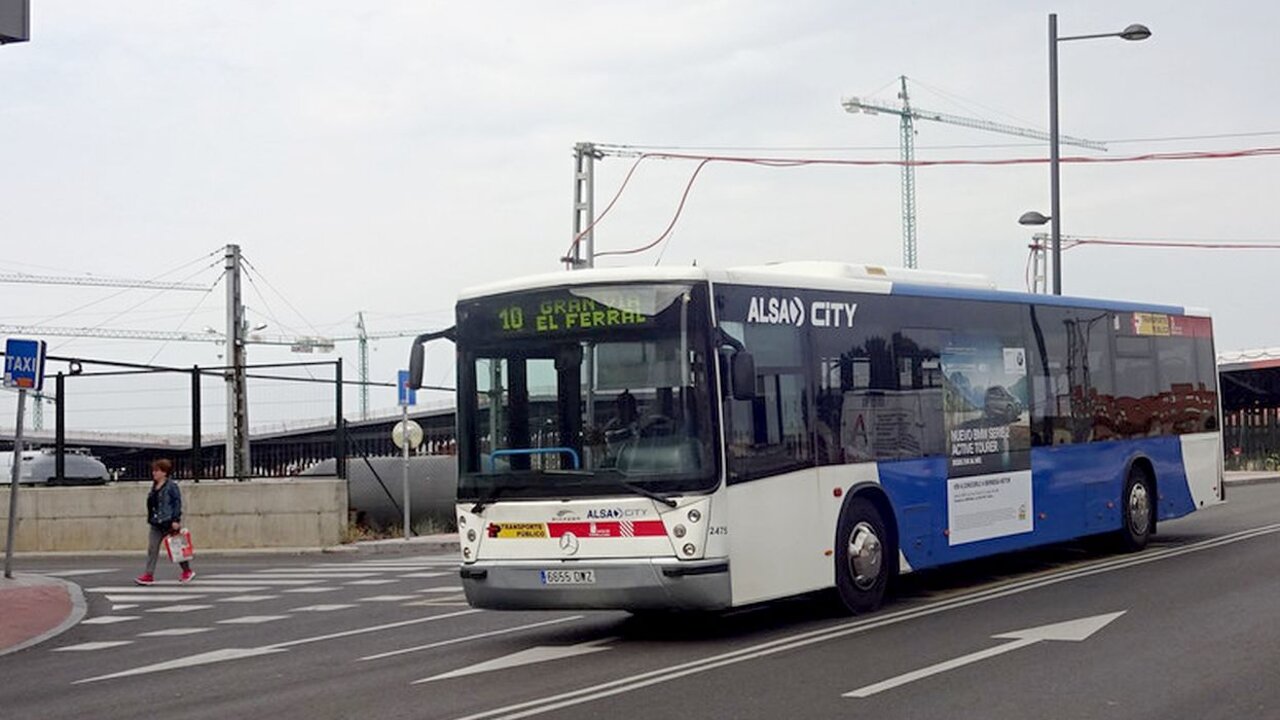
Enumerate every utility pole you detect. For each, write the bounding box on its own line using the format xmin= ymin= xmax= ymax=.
xmin=1029 ymin=234 xmax=1049 ymax=294
xmin=567 ymin=142 xmax=601 ymax=453
xmin=565 ymin=142 xmax=601 ymax=269
xmin=224 ymin=244 xmax=249 ymax=479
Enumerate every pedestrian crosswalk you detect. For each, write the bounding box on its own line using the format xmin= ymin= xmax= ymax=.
xmin=54 ymin=556 xmax=467 ymax=653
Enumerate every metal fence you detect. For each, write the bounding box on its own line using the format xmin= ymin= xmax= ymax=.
xmin=1223 ymin=408 xmax=1280 ymax=471
xmin=2 ymin=354 xmax=349 ymax=480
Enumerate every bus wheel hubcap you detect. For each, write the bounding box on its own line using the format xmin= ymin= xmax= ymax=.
xmin=1129 ymin=482 xmax=1151 ymax=536
xmin=848 ymin=521 xmax=883 ymax=590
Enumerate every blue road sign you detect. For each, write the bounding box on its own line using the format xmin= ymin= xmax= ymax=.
xmin=397 ymin=370 xmax=417 ymax=407
xmin=4 ymin=338 xmax=46 ymax=392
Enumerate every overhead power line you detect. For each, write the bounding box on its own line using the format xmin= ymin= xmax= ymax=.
xmin=0 ymin=273 xmax=211 ymax=290
xmin=595 ymin=131 xmax=1280 ymax=155
xmin=0 ymin=324 xmax=335 ymax=348
xmin=575 ymin=146 xmax=1280 ymax=261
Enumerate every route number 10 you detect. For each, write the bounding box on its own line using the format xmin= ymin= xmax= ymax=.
xmin=498 ymin=306 xmax=524 ymax=331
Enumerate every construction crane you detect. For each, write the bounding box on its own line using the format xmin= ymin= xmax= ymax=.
xmin=330 ymin=313 xmax=429 ymax=420
xmin=842 ymin=76 xmax=1106 ymax=269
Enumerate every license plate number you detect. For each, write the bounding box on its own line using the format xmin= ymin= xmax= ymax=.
xmin=540 ymin=569 xmax=596 ymax=585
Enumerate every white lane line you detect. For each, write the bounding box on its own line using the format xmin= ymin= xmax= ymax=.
xmin=76 ymin=608 xmax=483 ymax=683
xmin=189 ymin=578 xmax=319 ymax=586
xmin=253 ymin=570 xmax=380 ymax=577
xmin=217 ymin=615 xmax=290 ymax=625
xmin=111 ymin=604 xmax=139 ymax=611
xmin=214 ymin=573 xmax=372 ymax=580
xmin=81 ymin=616 xmax=141 ymax=625
xmin=447 ymin=522 xmax=1280 ymax=720
xmin=220 ymin=595 xmax=281 ymax=603
xmin=283 ymin=587 xmax=338 ymax=594
xmin=105 ymin=594 xmax=207 ymax=603
xmin=138 ymin=628 xmax=214 ymax=637
xmin=400 ymin=572 xmax=448 ymax=579
xmin=307 ymin=561 xmax=453 ymax=566
xmin=88 ymin=586 xmax=268 ymax=594
xmin=359 ymin=595 xmax=419 ymax=602
xmin=56 ymin=641 xmax=134 ymax=652
xmin=362 ymin=615 xmax=584 ymax=662
xmin=291 ymin=604 xmax=357 ymax=612
xmin=37 ymin=569 xmax=118 ymax=578
xmin=148 ymin=605 xmax=215 ymax=614
xmin=418 ymin=586 xmax=465 ymax=593
xmin=402 ymin=598 xmax=467 ymax=607
xmin=345 ymin=579 xmax=399 ymax=586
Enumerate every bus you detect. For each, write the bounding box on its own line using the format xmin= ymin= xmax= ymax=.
xmin=407 ymin=261 xmax=1224 ymax=613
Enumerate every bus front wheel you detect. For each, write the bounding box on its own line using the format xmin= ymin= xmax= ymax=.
xmin=834 ymin=497 xmax=890 ymax=614
xmin=1117 ymin=466 xmax=1154 ymax=552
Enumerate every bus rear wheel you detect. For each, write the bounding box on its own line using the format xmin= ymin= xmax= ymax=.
xmin=1116 ymin=466 xmax=1154 ymax=552
xmin=834 ymin=497 xmax=890 ymax=614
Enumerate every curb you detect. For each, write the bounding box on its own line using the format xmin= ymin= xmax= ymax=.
xmin=323 ymin=536 xmax=460 ymax=556
xmin=0 ymin=575 xmax=87 ymax=658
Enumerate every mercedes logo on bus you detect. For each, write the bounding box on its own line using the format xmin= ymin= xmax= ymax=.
xmin=559 ymin=532 xmax=580 ymax=556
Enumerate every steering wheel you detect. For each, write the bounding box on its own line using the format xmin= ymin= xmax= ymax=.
xmin=637 ymin=414 xmax=677 ymax=438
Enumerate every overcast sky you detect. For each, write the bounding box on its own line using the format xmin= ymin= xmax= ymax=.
xmin=2 ymin=1 xmax=1277 ymax=432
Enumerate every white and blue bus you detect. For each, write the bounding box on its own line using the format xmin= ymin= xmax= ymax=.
xmin=407 ymin=261 xmax=1224 ymax=613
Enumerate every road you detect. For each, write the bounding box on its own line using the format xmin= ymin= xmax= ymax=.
xmin=2 ymin=483 xmax=1278 ymax=720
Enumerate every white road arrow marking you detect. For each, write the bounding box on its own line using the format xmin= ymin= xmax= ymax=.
xmin=415 ymin=637 xmax=619 ymax=684
xmin=75 ymin=608 xmax=481 ymax=684
xmin=74 ymin=648 xmax=287 ymax=679
xmin=844 ymin=611 xmax=1126 ymax=698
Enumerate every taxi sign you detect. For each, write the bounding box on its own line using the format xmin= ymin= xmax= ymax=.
xmin=4 ymin=338 xmax=46 ymax=392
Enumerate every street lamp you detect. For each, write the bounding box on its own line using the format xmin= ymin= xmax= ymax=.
xmin=1047 ymin=14 xmax=1150 ymax=295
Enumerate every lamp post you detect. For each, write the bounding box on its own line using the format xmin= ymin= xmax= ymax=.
xmin=1046 ymin=14 xmax=1150 ymax=295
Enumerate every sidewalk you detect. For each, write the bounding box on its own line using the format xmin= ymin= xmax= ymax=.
xmin=0 ymin=573 xmax=86 ymax=657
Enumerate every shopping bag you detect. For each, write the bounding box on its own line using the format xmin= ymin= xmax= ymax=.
xmin=163 ymin=528 xmax=195 ymax=563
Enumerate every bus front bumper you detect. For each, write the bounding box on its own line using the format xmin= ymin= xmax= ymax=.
xmin=459 ymin=558 xmax=731 ymax=611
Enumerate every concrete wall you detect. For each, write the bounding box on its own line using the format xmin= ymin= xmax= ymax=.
xmin=0 ymin=477 xmax=346 ymax=552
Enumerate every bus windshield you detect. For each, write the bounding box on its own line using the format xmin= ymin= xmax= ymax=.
xmin=455 ymin=282 xmax=718 ymax=501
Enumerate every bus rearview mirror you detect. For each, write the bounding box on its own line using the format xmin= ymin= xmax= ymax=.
xmin=408 ymin=343 xmax=425 ymax=390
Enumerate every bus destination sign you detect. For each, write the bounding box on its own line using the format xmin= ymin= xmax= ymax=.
xmin=493 ymin=294 xmax=650 ymax=335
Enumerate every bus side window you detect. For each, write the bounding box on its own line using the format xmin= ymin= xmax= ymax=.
xmin=1027 ymin=307 xmax=1113 ymax=445
xmin=722 ymin=323 xmax=812 ymax=481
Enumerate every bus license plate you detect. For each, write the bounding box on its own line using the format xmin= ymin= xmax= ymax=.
xmin=540 ymin=569 xmax=596 ymax=585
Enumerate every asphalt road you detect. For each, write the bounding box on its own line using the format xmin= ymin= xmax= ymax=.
xmin=3 ymin=483 xmax=1278 ymax=720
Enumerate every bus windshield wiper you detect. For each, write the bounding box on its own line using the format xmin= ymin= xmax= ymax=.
xmin=470 ymin=486 xmax=505 ymax=514
xmin=609 ymin=478 xmax=678 ymax=508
